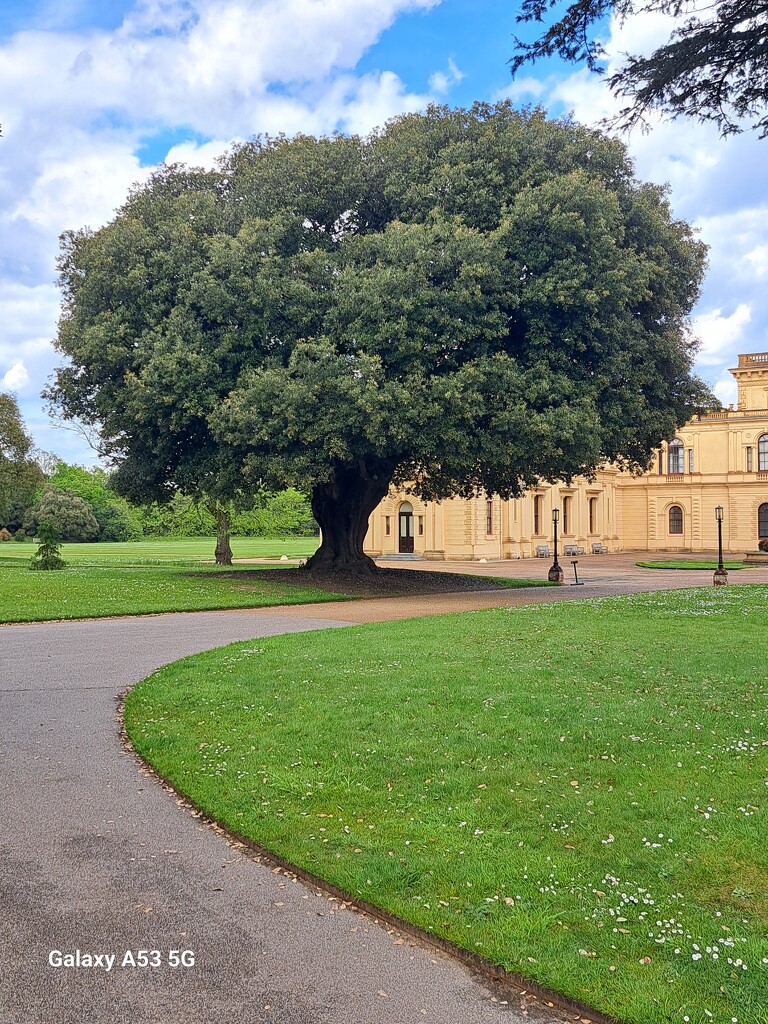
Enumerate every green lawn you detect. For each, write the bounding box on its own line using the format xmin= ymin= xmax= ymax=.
xmin=125 ymin=587 xmax=768 ymax=1024
xmin=0 ymin=536 xmax=318 ymax=564
xmin=636 ymin=560 xmax=746 ymax=571
xmin=0 ymin=561 xmax=344 ymax=623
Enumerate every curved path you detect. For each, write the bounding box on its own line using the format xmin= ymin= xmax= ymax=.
xmin=3 ymin=558 xmax=764 ymax=1023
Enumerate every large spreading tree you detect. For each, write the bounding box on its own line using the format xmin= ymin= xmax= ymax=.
xmin=47 ymin=102 xmax=710 ymax=574
xmin=510 ymin=0 xmax=768 ymax=137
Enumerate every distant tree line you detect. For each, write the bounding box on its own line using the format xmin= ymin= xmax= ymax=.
xmin=0 ymin=395 xmax=317 ymax=543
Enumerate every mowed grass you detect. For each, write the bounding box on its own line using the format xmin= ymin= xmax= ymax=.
xmin=125 ymin=588 xmax=768 ymax=1024
xmin=0 ymin=536 xmax=318 ymax=564
xmin=0 ymin=561 xmax=344 ymax=623
xmin=637 ymin=560 xmax=747 ymax=571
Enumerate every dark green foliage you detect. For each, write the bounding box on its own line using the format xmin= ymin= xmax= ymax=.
xmin=47 ymin=463 xmax=143 ymax=541
xmin=47 ymin=104 xmax=711 ymax=571
xmin=136 ymin=488 xmax=316 ymax=538
xmin=29 ymin=523 xmax=66 ymax=570
xmin=24 ymin=486 xmax=100 ymax=542
xmin=0 ymin=394 xmax=44 ymax=532
xmin=233 ymin=489 xmax=317 ymax=537
xmin=511 ymin=0 xmax=768 ymax=137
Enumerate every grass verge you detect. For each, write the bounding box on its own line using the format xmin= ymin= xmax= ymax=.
xmin=0 ymin=536 xmax=318 ymax=563
xmin=636 ymin=560 xmax=746 ymax=571
xmin=125 ymin=587 xmax=768 ymax=1024
xmin=0 ymin=562 xmax=346 ymax=623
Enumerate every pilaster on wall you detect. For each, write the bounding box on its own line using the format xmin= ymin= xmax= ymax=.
xmin=691 ymin=491 xmax=702 ymax=550
xmin=648 ymin=496 xmax=657 ymax=543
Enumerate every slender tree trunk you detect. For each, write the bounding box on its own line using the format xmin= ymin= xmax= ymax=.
xmin=214 ymin=508 xmax=233 ymax=566
xmin=304 ymin=462 xmax=393 ymax=575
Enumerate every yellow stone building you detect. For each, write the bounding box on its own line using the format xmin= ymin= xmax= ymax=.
xmin=365 ymin=353 xmax=768 ymax=559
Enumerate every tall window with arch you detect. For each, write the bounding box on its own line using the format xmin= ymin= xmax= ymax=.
xmin=669 ymin=505 xmax=683 ymax=535
xmin=759 ymin=503 xmax=768 ymax=540
xmin=668 ymin=439 xmax=684 ymax=474
xmin=759 ymin=435 xmax=768 ymax=472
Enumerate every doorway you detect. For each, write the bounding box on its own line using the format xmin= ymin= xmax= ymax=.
xmin=398 ymin=502 xmax=414 ymax=553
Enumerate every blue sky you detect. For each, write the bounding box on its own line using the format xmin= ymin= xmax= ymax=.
xmin=1 ymin=0 xmax=766 ymax=465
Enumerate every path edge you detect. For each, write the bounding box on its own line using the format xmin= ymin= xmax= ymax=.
xmin=118 ymin=686 xmax=624 ymax=1024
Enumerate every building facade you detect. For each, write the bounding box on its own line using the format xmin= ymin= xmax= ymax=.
xmin=365 ymin=353 xmax=768 ymax=559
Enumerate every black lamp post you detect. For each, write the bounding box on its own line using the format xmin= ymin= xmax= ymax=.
xmin=548 ymin=508 xmax=564 ymax=583
xmin=713 ymin=505 xmax=728 ymax=586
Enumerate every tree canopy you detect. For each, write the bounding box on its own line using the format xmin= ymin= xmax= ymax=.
xmin=0 ymin=393 xmax=44 ymax=532
xmin=510 ymin=0 xmax=768 ymax=137
xmin=48 ymin=102 xmax=711 ymax=573
xmin=24 ymin=486 xmax=100 ymax=542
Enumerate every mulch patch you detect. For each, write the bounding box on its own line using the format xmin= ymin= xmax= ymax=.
xmin=201 ymin=566 xmax=516 ymax=598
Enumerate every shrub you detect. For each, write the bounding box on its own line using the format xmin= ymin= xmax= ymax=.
xmin=0 ymin=527 xmax=11 ymax=541
xmin=14 ymin=528 xmax=27 ymax=542
xmin=24 ymin=486 xmax=100 ymax=542
xmin=758 ymin=538 xmax=768 ymax=552
xmin=29 ymin=523 xmax=66 ymax=570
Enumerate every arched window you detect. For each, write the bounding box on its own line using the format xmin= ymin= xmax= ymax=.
xmin=669 ymin=505 xmax=683 ymax=535
xmin=668 ymin=439 xmax=684 ymax=474
xmin=759 ymin=435 xmax=768 ymax=472
xmin=759 ymin=503 xmax=768 ymax=539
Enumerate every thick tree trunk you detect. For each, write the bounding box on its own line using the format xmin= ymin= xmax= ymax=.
xmin=214 ymin=508 xmax=233 ymax=566
xmin=304 ymin=463 xmax=393 ymax=576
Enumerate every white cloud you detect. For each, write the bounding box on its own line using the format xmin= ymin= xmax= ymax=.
xmin=163 ymin=138 xmax=235 ymax=169
xmin=713 ymin=375 xmax=738 ymax=409
xmin=0 ymin=283 xmax=60 ymax=365
xmin=428 ymin=57 xmax=465 ymax=95
xmin=334 ymin=71 xmax=432 ymax=136
xmin=11 ymin=136 xmax=147 ymax=234
xmin=692 ymin=305 xmax=752 ymax=366
xmin=2 ymin=361 xmax=30 ymax=391
xmin=744 ymin=245 xmax=768 ymax=278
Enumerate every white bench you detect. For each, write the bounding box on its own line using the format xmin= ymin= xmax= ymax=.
xmin=563 ymin=544 xmax=584 ymax=556
xmin=591 ymin=542 xmax=607 ymax=554
xmin=536 ymin=544 xmax=550 ymax=558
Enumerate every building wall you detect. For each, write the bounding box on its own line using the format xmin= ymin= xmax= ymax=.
xmin=365 ymin=353 xmax=768 ymax=559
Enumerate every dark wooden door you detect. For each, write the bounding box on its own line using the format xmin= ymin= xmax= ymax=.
xmin=399 ymin=507 xmax=414 ymax=553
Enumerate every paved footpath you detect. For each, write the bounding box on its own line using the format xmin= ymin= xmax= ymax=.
xmin=2 ymin=557 xmax=763 ymax=1024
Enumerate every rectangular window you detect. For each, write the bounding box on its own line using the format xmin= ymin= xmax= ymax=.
xmin=589 ymin=497 xmax=597 ymax=534
xmin=385 ymin=516 xmax=390 ymax=536
xmin=747 ymin=446 xmax=753 ymax=472
xmin=688 ymin=449 xmax=694 ymax=473
xmin=486 ymin=500 xmax=493 ymax=535
xmin=533 ymin=496 xmax=541 ymax=535
xmin=418 ymin=515 xmax=424 ymax=536
xmin=562 ymin=497 xmax=570 ymax=535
